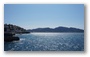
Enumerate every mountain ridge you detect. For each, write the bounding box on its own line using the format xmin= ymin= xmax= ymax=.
xmin=27 ymin=26 xmax=84 ymax=32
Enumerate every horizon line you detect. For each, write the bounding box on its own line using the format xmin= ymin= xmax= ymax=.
xmin=4 ymin=23 xmax=84 ymax=30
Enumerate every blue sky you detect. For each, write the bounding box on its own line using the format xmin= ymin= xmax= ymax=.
xmin=4 ymin=4 xmax=84 ymax=29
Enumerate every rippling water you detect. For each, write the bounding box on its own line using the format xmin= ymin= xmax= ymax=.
xmin=4 ymin=33 xmax=84 ymax=51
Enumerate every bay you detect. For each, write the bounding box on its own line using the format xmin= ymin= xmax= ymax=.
xmin=4 ymin=33 xmax=84 ymax=51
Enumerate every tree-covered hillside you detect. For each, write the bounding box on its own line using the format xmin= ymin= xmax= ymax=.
xmin=4 ymin=24 xmax=29 ymax=33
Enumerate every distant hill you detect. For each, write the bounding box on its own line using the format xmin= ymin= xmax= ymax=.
xmin=4 ymin=24 xmax=84 ymax=33
xmin=4 ymin=24 xmax=29 ymax=33
xmin=27 ymin=26 xmax=84 ymax=32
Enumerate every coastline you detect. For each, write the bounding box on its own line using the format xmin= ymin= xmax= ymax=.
xmin=4 ymin=32 xmax=19 ymax=42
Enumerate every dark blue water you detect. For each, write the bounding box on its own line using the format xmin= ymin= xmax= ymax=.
xmin=4 ymin=33 xmax=84 ymax=51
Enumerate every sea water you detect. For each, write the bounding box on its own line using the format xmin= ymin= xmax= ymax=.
xmin=4 ymin=33 xmax=84 ymax=51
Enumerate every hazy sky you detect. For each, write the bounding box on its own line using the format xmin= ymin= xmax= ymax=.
xmin=4 ymin=4 xmax=84 ymax=29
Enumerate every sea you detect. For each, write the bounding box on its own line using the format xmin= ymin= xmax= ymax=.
xmin=4 ymin=33 xmax=84 ymax=51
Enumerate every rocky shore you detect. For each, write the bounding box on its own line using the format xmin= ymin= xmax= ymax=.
xmin=4 ymin=24 xmax=30 ymax=42
xmin=4 ymin=33 xmax=19 ymax=42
